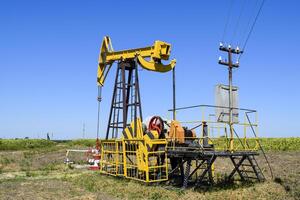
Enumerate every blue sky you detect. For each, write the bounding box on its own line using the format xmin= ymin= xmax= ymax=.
xmin=0 ymin=0 xmax=299 ymax=139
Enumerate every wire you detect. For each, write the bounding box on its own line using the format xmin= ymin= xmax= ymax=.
xmin=221 ymin=0 xmax=234 ymax=43
xmin=231 ymin=0 xmax=248 ymax=46
xmin=238 ymin=0 xmax=259 ymax=48
xmin=239 ymin=0 xmax=266 ymax=61
xmin=96 ymin=86 xmax=102 ymax=139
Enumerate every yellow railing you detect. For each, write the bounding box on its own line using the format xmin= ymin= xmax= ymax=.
xmin=168 ymin=105 xmax=260 ymax=152
xmin=100 ymin=139 xmax=123 ymax=176
xmin=165 ymin=136 xmax=259 ymax=152
xmin=100 ymin=138 xmax=168 ymax=183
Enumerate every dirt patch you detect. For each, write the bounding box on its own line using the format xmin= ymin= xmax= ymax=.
xmin=0 ymin=178 xmax=115 ymax=200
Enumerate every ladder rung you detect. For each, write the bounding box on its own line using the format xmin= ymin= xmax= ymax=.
xmin=241 ymin=164 xmax=253 ymax=167
xmin=127 ymin=103 xmax=140 ymax=106
xmin=116 ymin=82 xmax=135 ymax=86
xmin=112 ymin=107 xmax=123 ymax=109
xmin=110 ymin=122 xmax=124 ymax=125
xmin=113 ymin=104 xmax=140 ymax=107
xmin=109 ymin=126 xmax=124 ymax=129
xmin=241 ymin=170 xmax=255 ymax=173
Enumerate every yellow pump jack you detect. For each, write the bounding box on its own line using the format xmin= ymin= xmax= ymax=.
xmin=97 ymin=36 xmax=176 ymax=86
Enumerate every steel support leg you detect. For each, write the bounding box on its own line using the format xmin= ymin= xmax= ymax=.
xmin=196 ymin=156 xmax=216 ymax=186
xmin=182 ymin=160 xmax=191 ymax=188
xmin=228 ymin=155 xmax=247 ymax=181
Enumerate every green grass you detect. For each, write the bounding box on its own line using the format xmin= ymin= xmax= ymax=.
xmin=212 ymin=137 xmax=300 ymax=151
xmin=0 ymin=139 xmax=56 ymax=151
xmin=72 ymin=173 xmax=185 ymax=199
xmin=65 ymin=139 xmax=96 ymax=147
xmin=0 ymin=138 xmax=299 ymax=200
xmin=259 ymin=138 xmax=300 ymax=151
xmin=71 ymin=173 xmax=291 ymax=200
xmin=0 ymin=139 xmax=97 ymax=151
xmin=1 ymin=138 xmax=299 ymax=151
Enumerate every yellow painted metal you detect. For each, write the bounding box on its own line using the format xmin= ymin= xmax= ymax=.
xmin=137 ymin=55 xmax=176 ymax=72
xmin=100 ymin=138 xmax=168 ymax=183
xmin=97 ymin=36 xmax=114 ymax=86
xmin=97 ymin=36 xmax=176 ymax=86
xmin=100 ymin=118 xmax=168 ymax=183
xmin=99 ymin=139 xmax=124 ymax=176
xmin=169 ymin=106 xmax=261 ymax=152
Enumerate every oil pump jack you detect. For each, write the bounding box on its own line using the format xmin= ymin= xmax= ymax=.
xmin=96 ymin=36 xmax=268 ymax=188
xmin=97 ymin=36 xmax=176 ymax=140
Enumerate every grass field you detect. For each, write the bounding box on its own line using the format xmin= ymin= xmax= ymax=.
xmin=0 ymin=138 xmax=299 ymax=200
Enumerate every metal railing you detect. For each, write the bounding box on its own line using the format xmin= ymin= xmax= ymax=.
xmin=100 ymin=138 xmax=168 ymax=183
xmin=100 ymin=139 xmax=123 ymax=176
xmin=168 ymin=104 xmax=260 ymax=152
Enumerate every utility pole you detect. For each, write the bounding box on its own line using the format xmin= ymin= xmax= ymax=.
xmin=218 ymin=43 xmax=243 ymax=151
xmin=82 ymin=122 xmax=86 ymax=139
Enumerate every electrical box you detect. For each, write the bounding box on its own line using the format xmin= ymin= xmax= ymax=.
xmin=215 ymin=84 xmax=239 ymax=123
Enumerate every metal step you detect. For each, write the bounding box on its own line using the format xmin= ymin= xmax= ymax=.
xmin=246 ymin=176 xmax=260 ymax=180
xmin=241 ymin=164 xmax=253 ymax=167
xmin=240 ymin=170 xmax=255 ymax=173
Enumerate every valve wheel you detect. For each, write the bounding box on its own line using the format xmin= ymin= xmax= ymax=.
xmin=148 ymin=116 xmax=164 ymax=135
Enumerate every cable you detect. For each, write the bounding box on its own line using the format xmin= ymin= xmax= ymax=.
xmin=221 ymin=0 xmax=234 ymax=43
xmin=238 ymin=0 xmax=259 ymax=48
xmin=231 ymin=0 xmax=247 ymax=46
xmin=96 ymin=86 xmax=102 ymax=139
xmin=239 ymin=0 xmax=266 ymax=61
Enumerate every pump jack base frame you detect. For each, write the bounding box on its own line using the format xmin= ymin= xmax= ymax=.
xmin=167 ymin=150 xmax=265 ymax=188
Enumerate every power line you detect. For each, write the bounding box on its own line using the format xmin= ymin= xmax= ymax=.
xmin=238 ymin=0 xmax=259 ymax=48
xmin=221 ymin=0 xmax=234 ymax=43
xmin=231 ymin=0 xmax=247 ymax=46
xmin=239 ymin=0 xmax=266 ymax=60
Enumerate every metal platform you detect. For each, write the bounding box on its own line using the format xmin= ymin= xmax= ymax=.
xmin=167 ymin=148 xmax=265 ymax=188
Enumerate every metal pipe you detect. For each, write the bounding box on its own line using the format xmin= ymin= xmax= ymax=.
xmin=202 ymin=121 xmax=209 ymax=148
xmin=172 ymin=67 xmax=176 ymax=120
xmin=96 ymin=86 xmax=102 ymax=140
xmin=135 ymin=60 xmax=143 ymax=122
xmin=168 ymin=104 xmax=256 ymax=113
xmin=121 ymin=63 xmax=127 ymax=134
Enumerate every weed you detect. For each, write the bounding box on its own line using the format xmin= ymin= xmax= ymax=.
xmin=40 ymin=162 xmax=59 ymax=171
xmin=149 ymin=192 xmax=162 ymax=200
xmin=67 ymin=164 xmax=74 ymax=170
xmin=0 ymin=157 xmax=15 ymax=165
xmin=25 ymin=171 xmax=35 ymax=177
xmin=20 ymin=159 xmax=31 ymax=171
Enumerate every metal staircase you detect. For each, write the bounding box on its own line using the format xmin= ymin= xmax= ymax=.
xmin=229 ymin=155 xmax=265 ymax=182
